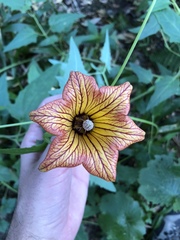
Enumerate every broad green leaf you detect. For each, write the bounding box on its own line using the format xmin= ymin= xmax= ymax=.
xmin=146 ymin=75 xmax=179 ymax=111
xmin=130 ymin=15 xmax=160 ymax=40
xmin=173 ymin=197 xmax=180 ymax=212
xmin=75 ymin=224 xmax=88 ymax=240
xmin=8 ymin=64 xmax=60 ymax=120
xmin=0 ymin=165 xmax=17 ymax=182
xmin=129 ymin=63 xmax=153 ymax=84
xmin=0 ymin=0 xmax=31 ymax=13
xmin=49 ymin=13 xmax=84 ymax=33
xmin=138 ymin=154 xmax=180 ymax=206
xmin=4 ymin=26 xmax=38 ymax=52
xmin=155 ymin=8 xmax=180 ymax=43
xmin=0 ymin=73 xmax=10 ymax=108
xmin=99 ymin=214 xmax=128 ymax=240
xmin=99 ymin=191 xmax=146 ymax=240
xmin=140 ymin=14 xmax=160 ymax=39
xmin=117 ymin=165 xmax=139 ymax=185
xmin=39 ymin=35 xmax=59 ymax=47
xmin=56 ymin=37 xmax=87 ymax=93
xmin=0 ymin=219 xmax=9 ymax=234
xmin=152 ymin=0 xmax=170 ymax=12
xmin=1 ymin=197 xmax=16 ymax=216
xmin=100 ymin=30 xmax=111 ymax=72
xmin=28 ymin=60 xmax=43 ymax=84
xmin=90 ymin=175 xmax=116 ymax=192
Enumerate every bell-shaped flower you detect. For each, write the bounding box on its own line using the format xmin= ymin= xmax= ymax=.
xmin=30 ymin=71 xmax=145 ymax=181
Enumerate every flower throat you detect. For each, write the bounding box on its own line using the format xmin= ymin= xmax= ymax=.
xmin=72 ymin=114 xmax=94 ymax=135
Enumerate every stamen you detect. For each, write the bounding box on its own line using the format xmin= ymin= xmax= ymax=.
xmin=83 ymin=119 xmax=94 ymax=131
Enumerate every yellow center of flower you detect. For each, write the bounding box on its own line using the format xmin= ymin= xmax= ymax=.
xmin=73 ymin=114 xmax=94 ymax=134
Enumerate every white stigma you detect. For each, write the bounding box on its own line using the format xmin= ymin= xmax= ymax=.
xmin=82 ymin=119 xmax=94 ymax=131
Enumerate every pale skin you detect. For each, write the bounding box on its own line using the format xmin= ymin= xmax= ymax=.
xmin=6 ymin=96 xmax=90 ymax=240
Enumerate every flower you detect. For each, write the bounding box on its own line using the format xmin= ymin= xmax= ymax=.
xmin=30 ymin=71 xmax=145 ymax=181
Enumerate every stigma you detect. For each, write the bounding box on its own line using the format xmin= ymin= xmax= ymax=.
xmin=82 ymin=119 xmax=94 ymax=131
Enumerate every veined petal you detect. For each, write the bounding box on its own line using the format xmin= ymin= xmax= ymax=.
xmin=82 ymin=133 xmax=118 ymax=181
xmin=63 ymin=71 xmax=99 ymax=116
xmin=93 ymin=115 xmax=145 ymax=150
xmin=39 ymin=131 xmax=85 ymax=171
xmin=30 ymin=99 xmax=73 ymax=136
xmin=87 ymin=82 xmax=132 ymax=119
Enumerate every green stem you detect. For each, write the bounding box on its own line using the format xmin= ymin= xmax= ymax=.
xmin=171 ymin=0 xmax=180 ymax=14
xmin=0 ymin=59 xmax=31 ymax=74
xmin=0 ymin=142 xmax=47 ymax=155
xmin=29 ymin=13 xmax=48 ymax=38
xmin=131 ymin=86 xmax=155 ymax=103
xmin=29 ymin=13 xmax=61 ymax=54
xmin=130 ymin=116 xmax=158 ymax=132
xmin=161 ymin=30 xmax=180 ymax=57
xmin=82 ymin=57 xmax=104 ymax=65
xmin=102 ymin=67 xmax=109 ymax=86
xmin=111 ymin=0 xmax=157 ymax=86
xmin=1 ymin=181 xmax=18 ymax=193
xmin=0 ymin=121 xmax=32 ymax=129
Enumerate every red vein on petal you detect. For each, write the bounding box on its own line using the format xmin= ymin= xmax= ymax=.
xmin=88 ymin=83 xmax=132 ymax=118
xmin=39 ymin=130 xmax=84 ymax=171
xmin=82 ymin=132 xmax=116 ymax=181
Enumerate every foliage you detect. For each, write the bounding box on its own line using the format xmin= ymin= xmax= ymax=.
xmin=0 ymin=0 xmax=180 ymax=239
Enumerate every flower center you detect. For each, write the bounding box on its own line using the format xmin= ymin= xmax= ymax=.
xmin=72 ymin=114 xmax=94 ymax=134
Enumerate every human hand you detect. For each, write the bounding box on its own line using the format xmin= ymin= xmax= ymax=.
xmin=7 ymin=96 xmax=89 ymax=240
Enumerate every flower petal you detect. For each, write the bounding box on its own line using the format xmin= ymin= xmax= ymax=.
xmin=87 ymin=82 xmax=132 ymax=119
xmin=29 ymin=99 xmax=73 ymax=136
xmin=82 ymin=133 xmax=118 ymax=181
xmin=62 ymin=71 xmax=100 ymax=116
xmin=93 ymin=115 xmax=145 ymax=150
xmin=39 ymin=131 xmax=85 ymax=171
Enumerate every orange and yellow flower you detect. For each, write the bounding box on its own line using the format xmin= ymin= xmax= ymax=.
xmin=30 ymin=71 xmax=145 ymax=181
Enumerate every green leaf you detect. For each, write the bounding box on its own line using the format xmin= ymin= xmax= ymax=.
xmin=8 ymin=64 xmax=60 ymax=120
xmin=0 ymin=166 xmax=17 ymax=182
xmin=90 ymin=175 xmax=116 ymax=192
xmin=117 ymin=165 xmax=139 ymax=185
xmin=39 ymin=35 xmax=59 ymax=47
xmin=49 ymin=13 xmax=84 ymax=33
xmin=129 ymin=63 xmax=153 ymax=84
xmin=4 ymin=26 xmax=38 ymax=52
xmin=152 ymin=0 xmax=170 ymax=12
xmin=0 ymin=73 xmax=10 ymax=108
xmin=100 ymin=30 xmax=111 ymax=72
xmin=130 ymin=15 xmax=160 ymax=40
xmin=56 ymin=37 xmax=87 ymax=93
xmin=173 ymin=197 xmax=180 ymax=212
xmin=0 ymin=0 xmax=31 ymax=13
xmin=0 ymin=197 xmax=16 ymax=216
xmin=138 ymin=154 xmax=180 ymax=206
xmin=0 ymin=219 xmax=9 ymax=234
xmin=28 ymin=60 xmax=43 ymax=84
xmin=155 ymin=8 xmax=180 ymax=43
xmin=99 ymin=191 xmax=146 ymax=240
xmin=75 ymin=224 xmax=88 ymax=240
xmin=146 ymin=75 xmax=179 ymax=111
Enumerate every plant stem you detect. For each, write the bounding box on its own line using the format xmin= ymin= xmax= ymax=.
xmin=0 ymin=59 xmax=32 ymax=74
xmin=171 ymin=0 xmax=180 ymax=14
xmin=0 ymin=121 xmax=32 ymax=129
xmin=30 ymin=13 xmax=61 ymax=54
xmin=131 ymin=86 xmax=155 ymax=103
xmin=130 ymin=116 xmax=158 ymax=132
xmin=111 ymin=0 xmax=157 ymax=86
xmin=1 ymin=181 xmax=18 ymax=193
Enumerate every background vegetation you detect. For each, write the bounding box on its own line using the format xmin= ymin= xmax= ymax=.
xmin=0 ymin=0 xmax=180 ymax=239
